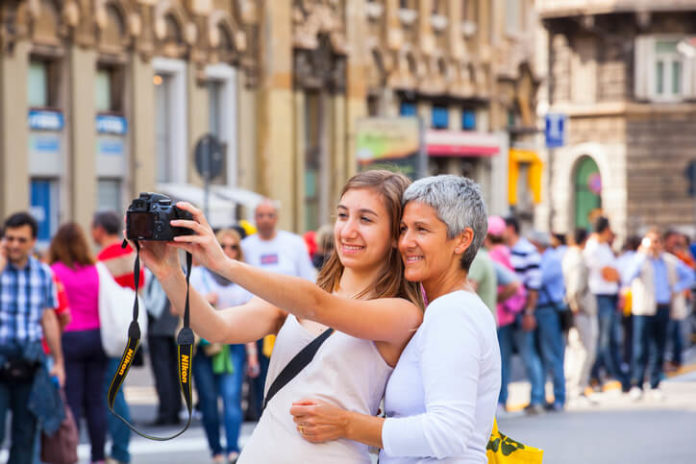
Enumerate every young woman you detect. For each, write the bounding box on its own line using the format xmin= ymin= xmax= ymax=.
xmin=49 ymin=223 xmax=108 ymax=464
xmin=137 ymin=170 xmax=423 ymax=463
xmin=289 ymin=175 xmax=501 ymax=463
xmin=189 ymin=228 xmax=259 ymax=464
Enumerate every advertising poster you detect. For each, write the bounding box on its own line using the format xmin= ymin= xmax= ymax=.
xmin=355 ymin=117 xmax=425 ymax=180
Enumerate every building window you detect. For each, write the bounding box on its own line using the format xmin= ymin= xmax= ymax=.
xmin=97 ymin=178 xmax=122 ymax=212
xmin=28 ymin=59 xmax=59 ymax=108
xmin=635 ymin=36 xmax=694 ymax=102
xmin=400 ymin=101 xmax=417 ymax=116
xmin=95 ymin=66 xmax=124 ymax=113
xmin=655 ymin=40 xmax=683 ymax=98
xmin=431 ymin=105 xmax=449 ymax=129
xmin=462 ymin=109 xmax=476 ymax=130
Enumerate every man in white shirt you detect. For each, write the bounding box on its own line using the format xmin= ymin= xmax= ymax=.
xmin=583 ymin=216 xmax=627 ymax=390
xmin=242 ymin=200 xmax=317 ymax=281
xmin=241 ymin=199 xmax=316 ymax=419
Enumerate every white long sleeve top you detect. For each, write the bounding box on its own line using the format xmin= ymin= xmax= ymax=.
xmin=380 ymin=290 xmax=501 ymax=463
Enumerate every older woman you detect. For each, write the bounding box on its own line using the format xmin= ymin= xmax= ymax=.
xmin=290 ymin=175 xmax=501 ymax=463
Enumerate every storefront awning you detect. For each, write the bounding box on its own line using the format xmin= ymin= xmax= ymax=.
xmin=425 ymin=130 xmax=501 ymax=157
xmin=508 ymin=149 xmax=543 ymax=206
xmin=156 ymin=183 xmax=262 ymax=228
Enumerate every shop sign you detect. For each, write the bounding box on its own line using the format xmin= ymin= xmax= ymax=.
xmin=96 ymin=115 xmax=128 ymax=135
xmin=28 ymin=110 xmax=64 ymax=131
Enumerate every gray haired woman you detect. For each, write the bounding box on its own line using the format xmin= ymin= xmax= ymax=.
xmin=290 ymin=175 xmax=501 ymax=463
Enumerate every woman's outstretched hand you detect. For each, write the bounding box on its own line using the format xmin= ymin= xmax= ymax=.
xmin=169 ymin=202 xmax=228 ymax=275
xmin=290 ymin=399 xmax=348 ymax=443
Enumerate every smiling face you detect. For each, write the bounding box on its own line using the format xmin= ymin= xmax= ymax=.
xmin=334 ymin=188 xmax=393 ymax=274
xmin=399 ymin=201 xmax=472 ymax=297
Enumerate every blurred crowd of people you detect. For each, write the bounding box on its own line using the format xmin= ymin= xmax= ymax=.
xmin=469 ymin=215 xmax=696 ymax=415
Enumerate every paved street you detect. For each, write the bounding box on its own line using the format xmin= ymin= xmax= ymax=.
xmin=2 ymin=349 xmax=694 ymax=463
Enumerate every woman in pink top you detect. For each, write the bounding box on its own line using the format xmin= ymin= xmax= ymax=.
xmin=49 ymin=223 xmax=108 ymax=464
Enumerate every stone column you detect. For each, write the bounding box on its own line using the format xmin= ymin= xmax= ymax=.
xmin=256 ymin=0 xmax=295 ymax=230
xmin=345 ymin=0 xmax=370 ymax=180
xmin=0 ymin=41 xmax=30 ymax=218
xmin=68 ymin=46 xmax=97 ymax=230
xmin=130 ymin=53 xmax=156 ymax=197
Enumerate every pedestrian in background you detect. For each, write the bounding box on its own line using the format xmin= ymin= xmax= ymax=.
xmin=483 ymin=216 xmax=523 ymax=414
xmin=585 ymin=216 xmax=626 ymax=391
xmin=311 ymin=224 xmax=334 ymax=270
xmin=503 ymin=217 xmax=545 ymax=415
xmin=563 ymin=228 xmax=598 ymax=404
xmin=91 ymin=211 xmax=138 ymax=464
xmin=189 ymin=229 xmax=259 ymax=464
xmin=0 ymin=212 xmax=65 ymax=464
xmin=142 ymin=268 xmax=182 ymax=427
xmin=662 ymin=230 xmax=695 ymax=372
xmin=241 ymin=200 xmax=317 ymax=420
xmin=625 ymin=229 xmax=694 ymax=400
xmin=529 ymin=231 xmax=567 ymax=411
xmin=616 ymin=236 xmax=642 ymax=372
xmin=49 ymin=223 xmax=108 ymax=464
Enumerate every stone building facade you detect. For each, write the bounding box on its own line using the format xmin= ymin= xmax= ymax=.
xmin=537 ymin=0 xmax=696 ymax=240
xmin=0 ymin=0 xmax=539 ymax=244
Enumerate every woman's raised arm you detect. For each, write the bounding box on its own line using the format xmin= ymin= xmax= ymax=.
xmin=138 ymin=240 xmax=286 ymax=344
xmin=169 ymin=203 xmax=422 ymax=346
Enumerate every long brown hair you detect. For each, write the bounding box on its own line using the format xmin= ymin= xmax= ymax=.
xmin=316 ymin=170 xmax=423 ymax=309
xmin=48 ymin=222 xmax=96 ymax=268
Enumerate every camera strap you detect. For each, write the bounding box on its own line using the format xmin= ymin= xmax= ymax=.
xmin=106 ymin=240 xmax=195 ymax=441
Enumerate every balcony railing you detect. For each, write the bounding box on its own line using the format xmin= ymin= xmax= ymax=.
xmin=536 ymin=0 xmax=696 ymax=18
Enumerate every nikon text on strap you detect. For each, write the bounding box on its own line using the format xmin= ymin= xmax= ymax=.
xmin=262 ymin=327 xmax=334 ymax=412
xmin=106 ymin=241 xmax=195 ymax=440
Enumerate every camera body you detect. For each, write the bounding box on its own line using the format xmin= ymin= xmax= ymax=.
xmin=126 ymin=192 xmax=193 ymax=241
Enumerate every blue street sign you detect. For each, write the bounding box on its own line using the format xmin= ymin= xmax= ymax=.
xmin=545 ymin=113 xmax=566 ymax=148
xmin=28 ymin=110 xmax=64 ymax=131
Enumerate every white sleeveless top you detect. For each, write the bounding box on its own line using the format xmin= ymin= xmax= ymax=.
xmin=238 ymin=315 xmax=393 ymax=463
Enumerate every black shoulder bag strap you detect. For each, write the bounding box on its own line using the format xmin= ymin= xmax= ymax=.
xmin=262 ymin=327 xmax=334 ymax=413
xmin=106 ymin=240 xmax=195 ymax=441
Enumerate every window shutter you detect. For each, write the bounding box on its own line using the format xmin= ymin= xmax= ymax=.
xmin=684 ymin=54 xmax=696 ymax=99
xmin=634 ymin=35 xmax=653 ymax=101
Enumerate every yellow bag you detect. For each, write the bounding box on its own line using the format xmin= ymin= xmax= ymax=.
xmin=487 ymin=418 xmax=543 ymax=463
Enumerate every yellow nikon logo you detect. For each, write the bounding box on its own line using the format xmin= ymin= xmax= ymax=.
xmin=119 ymin=349 xmax=134 ymax=376
xmin=181 ymin=355 xmax=190 ymax=384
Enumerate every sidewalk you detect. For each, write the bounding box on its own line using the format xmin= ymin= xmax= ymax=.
xmin=503 ymin=345 xmax=696 ymax=412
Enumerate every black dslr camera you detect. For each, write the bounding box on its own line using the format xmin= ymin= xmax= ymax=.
xmin=126 ymin=193 xmax=194 ymax=241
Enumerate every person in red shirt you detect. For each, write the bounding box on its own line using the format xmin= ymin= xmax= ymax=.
xmin=92 ymin=212 xmax=144 ymax=290
xmin=91 ymin=211 xmax=141 ymax=464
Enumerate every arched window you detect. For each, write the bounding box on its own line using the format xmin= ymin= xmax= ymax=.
xmin=574 ymin=157 xmax=602 ymax=230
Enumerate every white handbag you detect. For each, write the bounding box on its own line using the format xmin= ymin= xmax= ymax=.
xmin=97 ymin=262 xmax=147 ymax=357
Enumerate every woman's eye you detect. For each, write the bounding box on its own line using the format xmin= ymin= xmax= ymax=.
xmin=399 ymin=226 xmax=407 ymax=234
xmin=360 ymin=216 xmax=372 ymax=223
xmin=337 ymin=212 xmax=348 ymax=219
